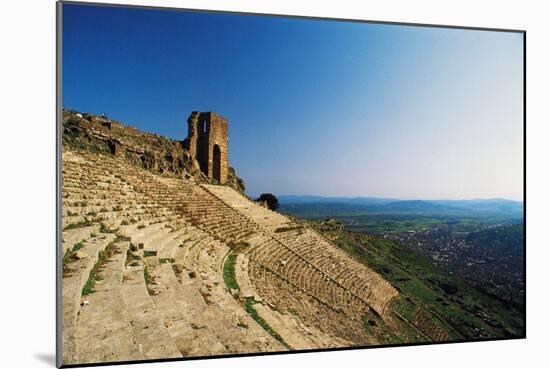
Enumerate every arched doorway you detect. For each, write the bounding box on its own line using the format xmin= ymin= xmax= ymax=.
xmin=212 ymin=144 xmax=221 ymax=183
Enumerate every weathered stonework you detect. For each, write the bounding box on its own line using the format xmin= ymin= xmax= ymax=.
xmin=184 ymin=112 xmax=229 ymax=184
xmin=61 ymin=109 xmax=244 ymax=193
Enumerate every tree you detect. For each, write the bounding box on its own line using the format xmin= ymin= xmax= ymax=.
xmin=256 ymin=193 xmax=279 ymax=211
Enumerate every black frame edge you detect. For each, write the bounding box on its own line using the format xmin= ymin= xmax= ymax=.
xmin=58 ymin=0 xmax=526 ymax=34
xmin=56 ymin=1 xmax=64 ymax=368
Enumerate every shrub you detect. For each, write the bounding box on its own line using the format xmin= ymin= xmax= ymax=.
xmin=256 ymin=193 xmax=279 ymax=211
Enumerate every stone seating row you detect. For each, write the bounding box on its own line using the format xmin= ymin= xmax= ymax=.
xmin=248 ymin=261 xmax=371 ymax=345
xmin=274 ymin=229 xmax=398 ymax=315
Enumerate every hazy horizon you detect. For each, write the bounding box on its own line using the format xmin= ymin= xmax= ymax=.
xmin=63 ymin=5 xmax=524 ymax=202
xmin=275 ymin=194 xmax=523 ymax=202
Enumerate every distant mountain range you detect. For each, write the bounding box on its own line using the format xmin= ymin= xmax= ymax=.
xmin=278 ymin=195 xmax=397 ymax=205
xmin=278 ymin=196 xmax=523 ymax=217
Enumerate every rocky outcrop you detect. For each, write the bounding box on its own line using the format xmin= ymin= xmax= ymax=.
xmin=226 ymin=166 xmax=246 ymax=193
xmin=61 ymin=109 xmax=246 ymax=193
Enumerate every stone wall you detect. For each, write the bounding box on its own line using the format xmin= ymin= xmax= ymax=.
xmin=184 ymin=112 xmax=229 ymax=184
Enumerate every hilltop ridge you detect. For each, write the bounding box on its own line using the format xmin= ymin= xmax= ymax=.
xmin=279 ymin=196 xmax=523 ymax=217
xmin=62 ymin=109 xmax=245 ymax=193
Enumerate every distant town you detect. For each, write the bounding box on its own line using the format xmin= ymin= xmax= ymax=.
xmin=383 ymin=223 xmax=524 ymax=308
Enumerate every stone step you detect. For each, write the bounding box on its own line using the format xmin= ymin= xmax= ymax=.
xmin=121 ymin=265 xmax=182 ymax=360
xmin=61 ymin=148 xmax=400 ymax=355
xmin=74 ymin=242 xmax=143 ymax=364
xmin=148 ymin=263 xmax=228 ymax=357
xmin=62 ymin=225 xmax=99 ymax=256
xmin=62 ymin=233 xmax=117 ymax=364
xmin=158 ymin=229 xmax=191 ymax=260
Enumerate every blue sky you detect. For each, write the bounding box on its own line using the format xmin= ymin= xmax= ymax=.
xmin=62 ymin=4 xmax=524 ymax=200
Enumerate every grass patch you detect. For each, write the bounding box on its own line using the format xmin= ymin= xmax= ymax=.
xmin=144 ymin=266 xmax=152 ymax=285
xmin=73 ymin=241 xmax=84 ymax=252
xmin=81 ymin=241 xmax=117 ymax=296
xmin=64 ymin=220 xmax=94 ymax=231
xmin=222 ymin=254 xmax=239 ymax=292
xmin=143 ymin=250 xmax=157 ymax=257
xmin=319 ymin=225 xmax=523 ymax=340
xmin=222 ymin=252 xmax=289 ymax=348
xmin=245 ymin=298 xmax=290 ymax=349
xmin=137 ymin=224 xmax=146 ymax=229
xmin=159 ymin=258 xmax=174 ymax=264
xmin=62 ymin=241 xmax=84 ymax=276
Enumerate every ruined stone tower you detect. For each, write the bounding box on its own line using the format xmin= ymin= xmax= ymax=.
xmin=185 ymin=111 xmax=228 ymax=184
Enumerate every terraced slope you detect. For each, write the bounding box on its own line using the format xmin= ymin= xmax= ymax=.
xmin=202 ymin=184 xmax=399 ymax=345
xmin=61 ymin=149 xmax=399 ymax=364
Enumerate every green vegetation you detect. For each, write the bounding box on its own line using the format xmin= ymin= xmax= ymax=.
xmin=343 ymin=214 xmax=510 ymax=234
xmin=62 ymin=241 xmax=84 ymax=276
xmin=222 ymin=254 xmax=239 ymax=292
xmin=256 ymin=193 xmax=279 ymax=211
xmin=63 ymin=220 xmax=94 ymax=231
xmin=466 ymin=224 xmax=524 ymax=251
xmin=244 ymin=297 xmax=290 ymax=349
xmin=284 ymin=204 xmax=520 ymax=234
xmin=318 ymin=224 xmax=524 ymax=340
xmin=82 ymin=241 xmax=117 ymax=296
xmin=222 ymin=252 xmax=290 ymax=348
xmin=144 ymin=266 xmax=153 ymax=285
xmin=143 ymin=250 xmax=157 ymax=257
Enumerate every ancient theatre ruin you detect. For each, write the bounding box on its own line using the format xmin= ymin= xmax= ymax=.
xmin=61 ymin=110 xmax=404 ymax=365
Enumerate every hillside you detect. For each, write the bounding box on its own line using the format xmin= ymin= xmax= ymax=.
xmin=60 ymin=112 xmax=522 ymax=365
xmin=305 ymin=220 xmax=524 ymax=340
xmin=61 ymin=113 xmax=413 ymax=365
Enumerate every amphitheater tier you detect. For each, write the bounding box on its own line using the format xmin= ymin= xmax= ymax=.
xmin=61 ymin=149 xmax=400 ymax=363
